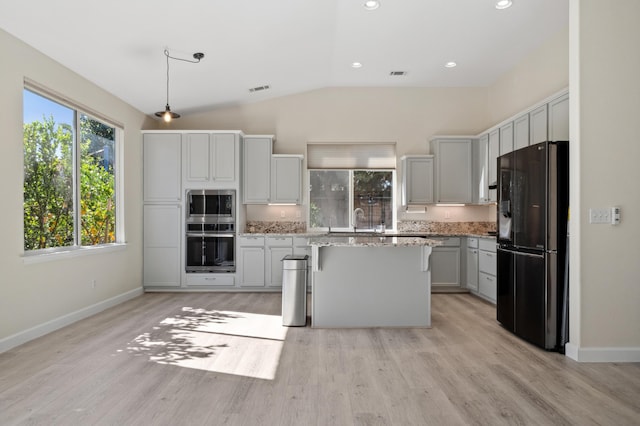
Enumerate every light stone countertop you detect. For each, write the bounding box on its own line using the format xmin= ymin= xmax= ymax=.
xmin=307 ymin=235 xmax=443 ymax=247
xmin=238 ymin=231 xmax=496 ymax=240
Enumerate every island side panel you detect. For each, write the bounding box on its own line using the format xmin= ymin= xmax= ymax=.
xmin=312 ymin=245 xmax=431 ymax=328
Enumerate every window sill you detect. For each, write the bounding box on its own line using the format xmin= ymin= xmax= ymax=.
xmin=23 ymin=243 xmax=128 ymax=265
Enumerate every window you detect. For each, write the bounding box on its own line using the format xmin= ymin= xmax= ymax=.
xmin=23 ymin=87 xmax=121 ymax=252
xmin=309 ymin=170 xmax=394 ymax=231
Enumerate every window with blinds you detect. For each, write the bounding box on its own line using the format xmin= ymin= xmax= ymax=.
xmin=307 ymin=143 xmax=396 ymax=169
xmin=307 ymin=142 xmax=396 ymax=231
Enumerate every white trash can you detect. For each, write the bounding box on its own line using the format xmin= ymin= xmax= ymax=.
xmin=281 ymin=254 xmax=308 ymax=326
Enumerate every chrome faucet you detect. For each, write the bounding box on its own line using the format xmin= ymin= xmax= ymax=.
xmin=353 ymin=208 xmax=364 ymax=232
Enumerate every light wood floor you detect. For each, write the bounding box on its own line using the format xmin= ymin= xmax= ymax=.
xmin=1 ymin=293 xmax=639 ymax=425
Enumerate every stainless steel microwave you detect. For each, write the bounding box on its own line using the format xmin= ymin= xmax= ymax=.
xmin=186 ymin=189 xmax=235 ymax=223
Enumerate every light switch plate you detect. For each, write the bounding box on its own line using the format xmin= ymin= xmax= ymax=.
xmin=589 ymin=208 xmax=611 ymax=224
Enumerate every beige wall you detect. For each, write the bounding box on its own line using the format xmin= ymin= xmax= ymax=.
xmin=487 ymin=26 xmax=570 ymax=124
xmin=567 ymin=0 xmax=640 ymax=357
xmin=0 ymin=29 xmax=146 ymax=345
xmin=154 ymin=87 xmax=496 ymax=223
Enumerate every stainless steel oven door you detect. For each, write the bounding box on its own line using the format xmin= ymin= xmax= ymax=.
xmin=187 ymin=189 xmax=235 ymax=222
xmin=185 ymin=233 xmax=235 ymax=273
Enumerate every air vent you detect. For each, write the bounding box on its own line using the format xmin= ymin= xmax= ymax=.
xmin=249 ymin=85 xmax=271 ymax=93
xmin=389 ymin=71 xmax=407 ymax=76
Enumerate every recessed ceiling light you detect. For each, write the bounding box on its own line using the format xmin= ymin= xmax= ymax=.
xmin=352 ymin=62 xmax=363 ymax=68
xmin=445 ymin=62 xmax=457 ymax=68
xmin=364 ymin=0 xmax=380 ymax=11
xmin=495 ymin=0 xmax=513 ymax=10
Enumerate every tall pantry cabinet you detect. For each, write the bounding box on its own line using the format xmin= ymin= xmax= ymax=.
xmin=143 ymin=133 xmax=182 ymax=287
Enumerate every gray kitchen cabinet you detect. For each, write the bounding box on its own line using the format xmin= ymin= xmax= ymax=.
xmin=549 ymin=93 xmax=570 ymax=141
xmin=183 ymin=132 xmax=237 ymax=186
xmin=529 ymin=104 xmax=548 ymax=145
xmin=431 ymin=139 xmax=472 ymax=204
xmin=143 ymin=133 xmax=182 ymax=203
xmin=243 ymin=135 xmax=273 ymax=204
xmin=185 ymin=274 xmax=235 ymax=287
xmin=431 ymin=238 xmax=461 ymax=290
xmin=293 ymin=236 xmax=312 ymax=292
xmin=499 ymin=122 xmax=514 ymax=155
xmin=488 ymin=129 xmax=499 ymax=202
xmin=238 ymin=236 xmax=265 ymax=287
xmin=478 ymin=238 xmax=497 ymax=303
xmin=466 ymin=238 xmax=479 ymax=292
xmin=143 ymin=204 xmax=181 ymax=287
xmin=401 ymin=155 xmax=434 ymax=205
xmin=265 ymin=236 xmax=293 ymax=288
xmin=473 ymin=135 xmax=490 ymax=204
xmin=271 ymin=155 xmax=303 ymax=204
xmin=514 ymin=113 xmax=530 ymax=151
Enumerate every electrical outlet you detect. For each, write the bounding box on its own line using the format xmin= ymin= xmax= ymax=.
xmin=280 ymin=210 xmax=286 ymax=218
xmin=91 ymin=279 xmax=97 ymax=288
xmin=589 ymin=208 xmax=611 ymax=224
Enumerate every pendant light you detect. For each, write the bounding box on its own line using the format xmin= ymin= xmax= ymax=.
xmin=155 ymin=49 xmax=204 ymax=123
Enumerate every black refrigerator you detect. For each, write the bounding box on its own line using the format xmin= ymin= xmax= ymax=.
xmin=496 ymin=141 xmax=569 ymax=352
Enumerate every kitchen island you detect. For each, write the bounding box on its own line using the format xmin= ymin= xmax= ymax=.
xmin=308 ymin=235 xmax=441 ymax=328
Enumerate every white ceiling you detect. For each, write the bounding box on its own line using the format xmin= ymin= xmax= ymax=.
xmin=0 ymin=0 xmax=569 ymax=118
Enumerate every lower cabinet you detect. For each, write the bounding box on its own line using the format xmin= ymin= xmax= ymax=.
xmin=431 ymin=238 xmax=461 ymax=290
xmin=478 ymin=238 xmax=497 ymax=303
xmin=466 ymin=238 xmax=479 ymax=292
xmin=185 ymin=274 xmax=235 ymax=287
xmin=239 ymin=236 xmax=266 ymax=287
xmin=238 ymin=235 xmax=311 ymax=290
xmin=143 ymin=204 xmax=181 ymax=288
xmin=293 ymin=237 xmax=313 ymax=292
xmin=266 ymin=237 xmax=293 ymax=288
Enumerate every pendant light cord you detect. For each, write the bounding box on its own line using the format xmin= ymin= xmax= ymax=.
xmin=165 ymin=50 xmax=170 ymax=106
xmin=163 ymin=49 xmax=204 ymax=107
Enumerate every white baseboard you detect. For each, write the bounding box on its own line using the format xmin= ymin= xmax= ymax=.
xmin=565 ymin=342 xmax=640 ymax=362
xmin=0 ymin=287 xmax=144 ymax=354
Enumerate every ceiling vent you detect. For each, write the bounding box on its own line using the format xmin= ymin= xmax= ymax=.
xmin=389 ymin=71 xmax=407 ymax=76
xmin=249 ymin=85 xmax=271 ymax=93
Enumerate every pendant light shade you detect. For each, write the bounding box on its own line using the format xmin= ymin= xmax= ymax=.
xmin=157 ymin=104 xmax=180 ymax=122
xmin=155 ymin=49 xmax=204 ymax=122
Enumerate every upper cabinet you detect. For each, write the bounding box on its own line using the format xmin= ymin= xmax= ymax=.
xmin=431 ymin=138 xmax=472 ymax=204
xmin=513 ymin=114 xmax=530 ymax=151
xmin=488 ymin=129 xmax=500 ymax=202
xmin=499 ymin=122 xmax=514 ymax=155
xmin=183 ymin=132 xmax=238 ymax=186
xmin=243 ymin=136 xmax=273 ymax=204
xmin=548 ymin=93 xmax=570 ymax=141
xmin=243 ymin=136 xmax=304 ymax=205
xmin=143 ymin=133 xmax=182 ymax=203
xmin=271 ymin=155 xmax=303 ymax=204
xmin=529 ymin=104 xmax=548 ymax=145
xmin=472 ymin=90 xmax=569 ymax=205
xmin=473 ymin=135 xmax=490 ymax=204
xmin=401 ymin=155 xmax=434 ymax=205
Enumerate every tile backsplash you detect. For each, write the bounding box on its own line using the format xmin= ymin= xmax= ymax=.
xmin=397 ymin=220 xmax=496 ymax=235
xmin=244 ymin=220 xmax=496 ymax=235
xmin=245 ymin=221 xmax=307 ymax=234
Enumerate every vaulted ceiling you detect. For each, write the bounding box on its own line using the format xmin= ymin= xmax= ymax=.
xmin=0 ymin=0 xmax=568 ymax=117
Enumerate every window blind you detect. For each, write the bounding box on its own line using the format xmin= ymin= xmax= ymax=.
xmin=307 ymin=142 xmax=396 ymax=169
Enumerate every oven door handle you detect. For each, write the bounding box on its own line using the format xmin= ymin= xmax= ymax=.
xmin=186 ymin=233 xmax=236 ymax=238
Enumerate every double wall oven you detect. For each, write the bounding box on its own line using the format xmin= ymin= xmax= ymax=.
xmin=185 ymin=189 xmax=236 ymax=273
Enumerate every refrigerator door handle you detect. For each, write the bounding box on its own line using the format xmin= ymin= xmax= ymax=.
xmin=499 ymin=247 xmax=545 ymax=259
